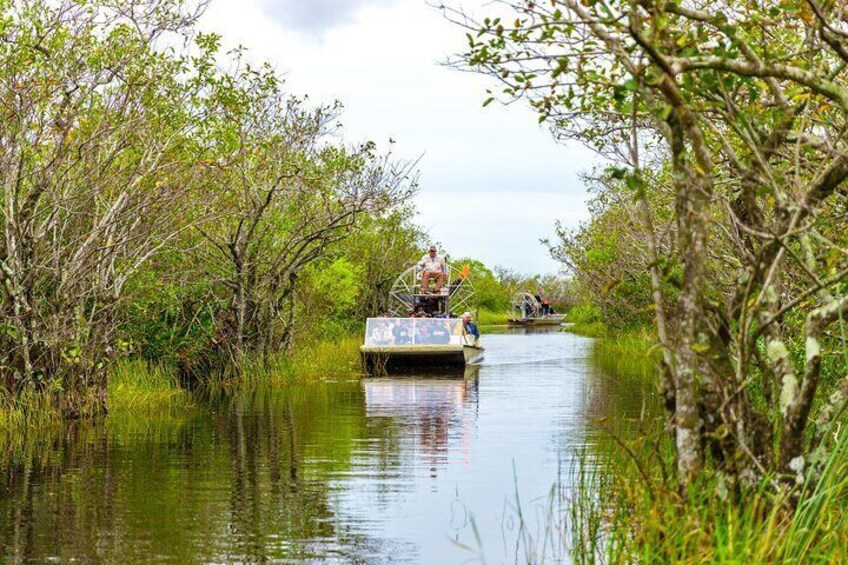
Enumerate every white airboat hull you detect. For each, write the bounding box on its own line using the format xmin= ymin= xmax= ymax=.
xmin=360 ymin=343 xmax=484 ymax=375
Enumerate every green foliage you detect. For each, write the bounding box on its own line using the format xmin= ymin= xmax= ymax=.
xmin=299 ymin=258 xmax=364 ymax=341
xmin=547 ymin=172 xmax=677 ymax=331
xmin=476 ymin=308 xmax=511 ymax=326
xmin=121 ymin=268 xmax=218 ymax=369
xmin=565 ymin=302 xmax=608 ymax=337
xmin=452 ymin=258 xmax=511 ymax=312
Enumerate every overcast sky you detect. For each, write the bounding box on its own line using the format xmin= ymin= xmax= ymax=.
xmin=200 ymin=0 xmax=596 ymax=274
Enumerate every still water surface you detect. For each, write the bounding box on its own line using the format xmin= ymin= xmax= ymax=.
xmin=0 ymin=329 xmax=649 ymax=563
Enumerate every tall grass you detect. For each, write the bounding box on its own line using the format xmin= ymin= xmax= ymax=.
xmin=477 ymin=308 xmax=511 ymax=326
xmin=591 ymin=327 xmax=660 ymax=382
xmin=223 ymin=335 xmax=362 ymax=387
xmin=0 ymin=334 xmax=364 ymax=441
xmin=567 ymin=426 xmax=848 ymax=563
xmin=108 ymin=359 xmax=193 ymax=413
xmin=0 ymin=389 xmax=65 ymax=464
xmin=564 ymin=303 xmax=608 ymax=338
xmin=564 ymin=324 xmax=848 ymax=563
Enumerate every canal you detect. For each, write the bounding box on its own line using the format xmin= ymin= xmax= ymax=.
xmin=0 ymin=329 xmax=651 ymax=563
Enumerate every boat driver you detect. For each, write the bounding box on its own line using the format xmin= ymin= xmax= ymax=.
xmin=418 ymin=245 xmax=446 ymax=293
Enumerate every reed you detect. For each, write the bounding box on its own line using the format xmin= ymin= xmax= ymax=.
xmin=215 ymin=335 xmax=362 ymax=387
xmin=108 ymin=359 xmax=193 ymax=413
xmin=477 ymin=308 xmax=511 ymax=326
xmin=566 ymin=426 xmax=848 ymax=563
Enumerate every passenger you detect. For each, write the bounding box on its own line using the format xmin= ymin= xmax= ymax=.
xmin=461 ymin=312 xmax=480 ymax=342
xmin=415 ymin=323 xmax=434 ymax=344
xmin=541 ymin=297 xmax=551 ymax=315
xmin=430 ymin=321 xmax=451 ymax=344
xmin=393 ymin=320 xmax=412 ymax=344
xmin=418 ymin=245 xmax=447 ymax=293
xmin=371 ymin=321 xmax=393 ymax=345
xmin=415 ymin=294 xmax=440 ymax=317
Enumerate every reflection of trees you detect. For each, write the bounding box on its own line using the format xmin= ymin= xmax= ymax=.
xmin=0 ymin=382 xmax=405 ymax=562
xmin=580 ymin=354 xmax=663 ymax=450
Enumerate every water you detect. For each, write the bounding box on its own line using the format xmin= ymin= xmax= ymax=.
xmin=0 ymin=329 xmax=651 ymax=563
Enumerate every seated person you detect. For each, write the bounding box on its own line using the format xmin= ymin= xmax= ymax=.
xmin=414 ymin=324 xmax=434 ymax=344
xmin=415 ymin=295 xmax=441 ymax=317
xmin=417 ymin=245 xmax=446 ymax=293
xmin=430 ymin=321 xmax=451 ymax=344
xmin=461 ymin=312 xmax=480 ymax=342
xmin=370 ymin=321 xmax=393 ymax=345
xmin=393 ymin=321 xmax=412 ymax=344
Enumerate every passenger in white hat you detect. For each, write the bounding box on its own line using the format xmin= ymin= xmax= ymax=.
xmin=461 ymin=312 xmax=480 ymax=340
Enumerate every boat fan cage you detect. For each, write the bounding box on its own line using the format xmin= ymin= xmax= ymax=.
xmin=510 ymin=292 xmax=544 ymax=320
xmin=387 ymin=263 xmax=477 ymax=318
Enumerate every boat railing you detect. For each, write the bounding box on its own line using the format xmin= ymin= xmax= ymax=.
xmin=364 ymin=318 xmax=477 ymax=347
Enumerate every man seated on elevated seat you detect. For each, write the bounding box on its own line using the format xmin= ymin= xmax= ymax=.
xmin=418 ymin=245 xmax=446 ymax=293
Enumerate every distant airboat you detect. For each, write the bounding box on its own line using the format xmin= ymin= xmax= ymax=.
xmin=507 ymin=291 xmax=564 ymax=327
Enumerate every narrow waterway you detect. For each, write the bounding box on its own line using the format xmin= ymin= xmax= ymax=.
xmin=0 ymin=328 xmax=652 ymax=563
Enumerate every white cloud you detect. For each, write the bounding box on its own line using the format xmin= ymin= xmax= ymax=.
xmin=200 ymin=0 xmax=595 ymax=273
xmin=255 ymin=0 xmax=399 ymax=34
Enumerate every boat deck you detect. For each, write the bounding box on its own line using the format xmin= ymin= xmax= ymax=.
xmin=507 ymin=316 xmax=564 ymax=327
xmin=360 ymin=343 xmax=484 ymax=375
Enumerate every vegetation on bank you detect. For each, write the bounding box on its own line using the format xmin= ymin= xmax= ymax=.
xmin=457 ymin=0 xmax=848 ymax=558
xmin=574 ymin=324 xmax=848 ymax=562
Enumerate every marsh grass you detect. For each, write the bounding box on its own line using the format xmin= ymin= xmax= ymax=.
xmin=591 ymin=327 xmax=660 ymax=382
xmin=477 ymin=308 xmax=511 ymax=326
xmin=561 ymin=327 xmax=848 ymax=563
xmin=566 ymin=426 xmax=848 ymax=563
xmin=0 ymin=389 xmax=65 ymax=464
xmin=108 ymin=359 xmax=193 ymax=413
xmin=0 ymin=334 xmax=363 ymax=448
xmin=223 ymin=335 xmax=362 ymax=387
xmin=565 ymin=303 xmax=608 ymax=338
xmin=486 ymin=406 xmax=848 ymax=563
xmin=566 ymin=321 xmax=609 ymax=338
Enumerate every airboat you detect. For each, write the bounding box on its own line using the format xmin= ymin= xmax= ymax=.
xmin=507 ymin=291 xmax=565 ymax=327
xmin=360 ymin=262 xmax=484 ymax=375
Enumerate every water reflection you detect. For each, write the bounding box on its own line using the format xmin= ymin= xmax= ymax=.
xmin=0 ymin=331 xmax=653 ymax=563
xmin=364 ymin=367 xmax=478 ymax=478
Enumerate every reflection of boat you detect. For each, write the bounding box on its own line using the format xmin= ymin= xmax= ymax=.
xmin=362 ymin=369 xmax=479 ymax=474
xmin=507 ymin=316 xmax=564 ymax=327
xmin=363 ymin=366 xmax=480 ymax=418
xmin=507 ymin=291 xmax=564 ymax=327
xmin=361 ymin=260 xmax=484 ymax=375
